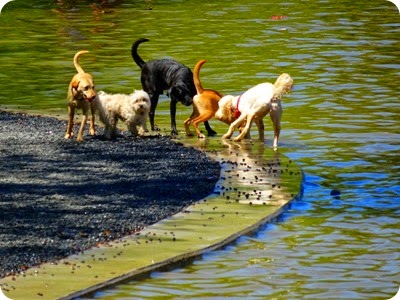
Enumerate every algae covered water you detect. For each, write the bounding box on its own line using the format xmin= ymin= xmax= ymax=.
xmin=0 ymin=0 xmax=399 ymax=299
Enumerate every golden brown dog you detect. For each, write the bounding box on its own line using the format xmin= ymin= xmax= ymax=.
xmin=184 ymin=59 xmax=223 ymax=138
xmin=65 ymin=50 xmax=97 ymax=142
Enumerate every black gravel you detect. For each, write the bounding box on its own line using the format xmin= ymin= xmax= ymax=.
xmin=0 ymin=111 xmax=220 ymax=278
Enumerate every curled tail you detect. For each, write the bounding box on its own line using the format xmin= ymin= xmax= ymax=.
xmin=193 ymin=59 xmax=206 ymax=94
xmin=131 ymin=38 xmax=150 ymax=69
xmin=73 ymin=50 xmax=89 ymax=74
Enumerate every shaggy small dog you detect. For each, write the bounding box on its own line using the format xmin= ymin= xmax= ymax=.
xmin=215 ymin=73 xmax=293 ymax=149
xmin=94 ymin=90 xmax=151 ymax=139
xmin=214 ymin=95 xmax=238 ymax=126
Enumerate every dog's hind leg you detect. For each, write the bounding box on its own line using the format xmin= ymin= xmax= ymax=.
xmin=170 ymin=99 xmax=178 ymax=136
xmin=184 ymin=108 xmax=199 ymax=136
xmin=192 ymin=112 xmax=215 ymax=138
xmin=103 ymin=114 xmax=118 ymax=139
xmin=184 ymin=117 xmax=194 ymax=136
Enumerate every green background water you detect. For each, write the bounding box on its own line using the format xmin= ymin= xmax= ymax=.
xmin=0 ymin=0 xmax=399 ymax=299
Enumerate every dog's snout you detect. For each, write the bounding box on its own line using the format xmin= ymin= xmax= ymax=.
xmin=85 ymin=94 xmax=97 ymax=102
xmin=182 ymin=97 xmax=193 ymax=106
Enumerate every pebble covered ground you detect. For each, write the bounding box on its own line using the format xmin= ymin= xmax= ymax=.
xmin=0 ymin=111 xmax=220 ymax=278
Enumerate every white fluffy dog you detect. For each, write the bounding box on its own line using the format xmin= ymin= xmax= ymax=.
xmin=94 ymin=90 xmax=151 ymax=139
xmin=215 ymin=73 xmax=293 ymax=149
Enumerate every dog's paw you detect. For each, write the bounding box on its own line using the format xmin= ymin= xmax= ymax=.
xmin=186 ymin=131 xmax=194 ymax=137
xmin=64 ymin=133 xmax=73 ymax=139
xmin=197 ymin=133 xmax=206 ymax=139
xmin=207 ymin=129 xmax=217 ymax=137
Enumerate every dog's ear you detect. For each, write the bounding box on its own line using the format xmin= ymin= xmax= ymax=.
xmin=169 ymin=86 xmax=178 ymax=98
xmin=71 ymin=80 xmax=80 ymax=95
xmin=170 ymin=84 xmax=192 ymax=106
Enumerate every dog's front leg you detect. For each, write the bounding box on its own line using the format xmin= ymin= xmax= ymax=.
xmin=89 ymin=105 xmax=96 ymax=136
xmin=222 ymin=114 xmax=246 ymax=139
xmin=65 ymin=106 xmax=75 ymax=139
xmin=270 ymin=109 xmax=282 ymax=149
xmin=128 ymin=123 xmax=139 ymax=136
xmin=234 ymin=114 xmax=255 ymax=142
xmin=170 ymin=99 xmax=178 ymax=136
xmin=148 ymin=93 xmax=160 ymax=131
xmin=204 ymin=121 xmax=217 ymax=136
xmin=254 ymin=118 xmax=265 ymax=141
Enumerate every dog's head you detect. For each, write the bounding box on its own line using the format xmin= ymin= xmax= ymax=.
xmin=215 ymin=95 xmax=238 ymax=125
xmin=131 ymin=90 xmax=151 ymax=115
xmin=169 ymin=83 xmax=193 ymax=106
xmin=71 ymin=73 xmax=97 ymax=102
xmin=273 ymin=73 xmax=293 ymax=97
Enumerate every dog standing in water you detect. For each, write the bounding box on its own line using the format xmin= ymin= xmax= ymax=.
xmin=216 ymin=73 xmax=293 ymax=149
xmin=184 ymin=59 xmax=223 ymax=138
xmin=131 ymin=38 xmax=215 ymax=136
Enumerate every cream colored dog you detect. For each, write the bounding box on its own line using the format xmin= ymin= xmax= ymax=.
xmin=215 ymin=73 xmax=293 ymax=149
xmin=65 ymin=50 xmax=97 ymax=142
xmin=95 ymin=90 xmax=151 ymax=139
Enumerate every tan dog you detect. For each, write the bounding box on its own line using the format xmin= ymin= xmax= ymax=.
xmin=217 ymin=73 xmax=293 ymax=149
xmin=184 ymin=60 xmax=223 ymax=138
xmin=65 ymin=50 xmax=97 ymax=142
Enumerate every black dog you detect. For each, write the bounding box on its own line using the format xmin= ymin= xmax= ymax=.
xmin=131 ymin=38 xmax=216 ymax=136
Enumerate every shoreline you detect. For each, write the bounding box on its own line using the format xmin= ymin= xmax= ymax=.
xmin=0 ymin=111 xmax=220 ymax=278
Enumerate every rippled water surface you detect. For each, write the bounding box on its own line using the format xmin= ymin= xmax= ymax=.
xmin=1 ymin=0 xmax=399 ymax=299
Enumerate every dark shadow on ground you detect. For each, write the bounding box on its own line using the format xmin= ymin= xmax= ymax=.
xmin=0 ymin=111 xmax=220 ymax=277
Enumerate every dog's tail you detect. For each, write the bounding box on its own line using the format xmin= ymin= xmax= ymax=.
xmin=193 ymin=59 xmax=206 ymax=94
xmin=131 ymin=38 xmax=149 ymax=69
xmin=73 ymin=50 xmax=89 ymax=74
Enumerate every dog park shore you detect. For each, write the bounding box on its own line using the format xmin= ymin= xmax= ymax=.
xmin=0 ymin=111 xmax=221 ymax=278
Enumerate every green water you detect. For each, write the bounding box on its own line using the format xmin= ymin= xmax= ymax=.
xmin=1 ymin=0 xmax=399 ymax=299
